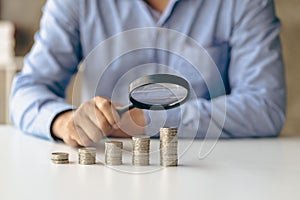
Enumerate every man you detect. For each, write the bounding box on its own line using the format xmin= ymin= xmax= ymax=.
xmin=10 ymin=0 xmax=286 ymax=147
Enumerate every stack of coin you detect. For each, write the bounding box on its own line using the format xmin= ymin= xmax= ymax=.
xmin=105 ymin=141 xmax=123 ymax=166
xmin=51 ymin=152 xmax=69 ymax=164
xmin=78 ymin=147 xmax=96 ymax=165
xmin=160 ymin=127 xmax=178 ymax=167
xmin=132 ymin=136 xmax=150 ymax=166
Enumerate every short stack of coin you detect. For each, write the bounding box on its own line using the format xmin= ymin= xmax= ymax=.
xmin=78 ymin=148 xmax=96 ymax=165
xmin=132 ymin=136 xmax=150 ymax=166
xmin=105 ymin=141 xmax=123 ymax=166
xmin=51 ymin=152 xmax=69 ymax=164
xmin=160 ymin=127 xmax=178 ymax=167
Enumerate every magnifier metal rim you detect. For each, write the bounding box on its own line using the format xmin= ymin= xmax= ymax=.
xmin=129 ymin=74 xmax=190 ymax=110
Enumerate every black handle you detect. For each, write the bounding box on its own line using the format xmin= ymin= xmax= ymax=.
xmin=117 ymin=104 xmax=135 ymax=116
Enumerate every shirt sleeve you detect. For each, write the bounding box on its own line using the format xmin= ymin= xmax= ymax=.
xmin=10 ymin=0 xmax=82 ymax=140
xmin=146 ymin=0 xmax=286 ymax=138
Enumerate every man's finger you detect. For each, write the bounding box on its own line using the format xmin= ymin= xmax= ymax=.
xmin=83 ymin=117 xmax=103 ymax=143
xmin=72 ymin=126 xmax=94 ymax=147
xmin=94 ymin=112 xmax=113 ymax=136
xmin=94 ymin=97 xmax=120 ymax=126
xmin=64 ymin=137 xmax=79 ymax=148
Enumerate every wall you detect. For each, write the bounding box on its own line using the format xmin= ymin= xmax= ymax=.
xmin=275 ymin=0 xmax=300 ymax=136
xmin=0 ymin=72 xmax=5 ymax=122
xmin=0 ymin=0 xmax=46 ymax=55
xmin=0 ymin=0 xmax=299 ymax=135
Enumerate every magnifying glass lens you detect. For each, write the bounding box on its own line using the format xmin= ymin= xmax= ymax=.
xmin=117 ymin=74 xmax=190 ymax=115
xmin=131 ymin=83 xmax=188 ymax=105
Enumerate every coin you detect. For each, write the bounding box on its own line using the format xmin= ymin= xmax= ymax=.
xmin=105 ymin=141 xmax=123 ymax=166
xmin=160 ymin=127 xmax=178 ymax=167
xmin=51 ymin=152 xmax=69 ymax=160
xmin=132 ymin=136 xmax=150 ymax=166
xmin=78 ymin=147 xmax=96 ymax=165
xmin=51 ymin=160 xmax=69 ymax=164
xmin=78 ymin=148 xmax=96 ymax=153
xmin=51 ymin=152 xmax=69 ymax=164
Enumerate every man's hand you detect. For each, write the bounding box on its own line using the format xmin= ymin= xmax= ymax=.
xmin=51 ymin=96 xmax=146 ymax=147
xmin=111 ymin=107 xmax=146 ymax=138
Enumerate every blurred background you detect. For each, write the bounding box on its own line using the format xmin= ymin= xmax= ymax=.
xmin=0 ymin=0 xmax=299 ymax=136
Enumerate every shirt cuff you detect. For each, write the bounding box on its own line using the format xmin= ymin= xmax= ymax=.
xmin=33 ymin=101 xmax=74 ymax=141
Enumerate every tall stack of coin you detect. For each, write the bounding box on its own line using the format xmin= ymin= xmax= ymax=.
xmin=160 ymin=127 xmax=178 ymax=167
xmin=51 ymin=152 xmax=69 ymax=164
xmin=132 ymin=136 xmax=150 ymax=166
xmin=105 ymin=141 xmax=123 ymax=166
xmin=78 ymin=148 xmax=96 ymax=165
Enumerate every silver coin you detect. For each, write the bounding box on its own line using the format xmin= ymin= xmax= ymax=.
xmin=79 ymin=152 xmax=96 ymax=156
xmin=104 ymin=141 xmax=123 ymax=166
xmin=78 ymin=148 xmax=97 ymax=165
xmin=52 ymin=160 xmax=69 ymax=164
xmin=79 ymin=161 xmax=96 ymax=165
xmin=51 ymin=152 xmax=69 ymax=161
xmin=160 ymin=128 xmax=178 ymax=167
xmin=105 ymin=149 xmax=122 ymax=153
xmin=161 ymin=162 xmax=178 ymax=167
xmin=105 ymin=141 xmax=123 ymax=148
xmin=78 ymin=147 xmax=96 ymax=153
xmin=132 ymin=135 xmax=150 ymax=141
xmin=132 ymin=136 xmax=150 ymax=166
xmin=79 ymin=154 xmax=96 ymax=158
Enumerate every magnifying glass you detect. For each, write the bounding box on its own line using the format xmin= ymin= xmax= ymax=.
xmin=117 ymin=74 xmax=190 ymax=116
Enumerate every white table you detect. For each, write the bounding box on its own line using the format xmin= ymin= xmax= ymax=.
xmin=0 ymin=125 xmax=300 ymax=200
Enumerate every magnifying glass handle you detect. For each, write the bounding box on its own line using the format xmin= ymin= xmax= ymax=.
xmin=117 ymin=104 xmax=135 ymax=116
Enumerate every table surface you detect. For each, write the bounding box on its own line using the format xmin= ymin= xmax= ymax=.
xmin=0 ymin=125 xmax=300 ymax=200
